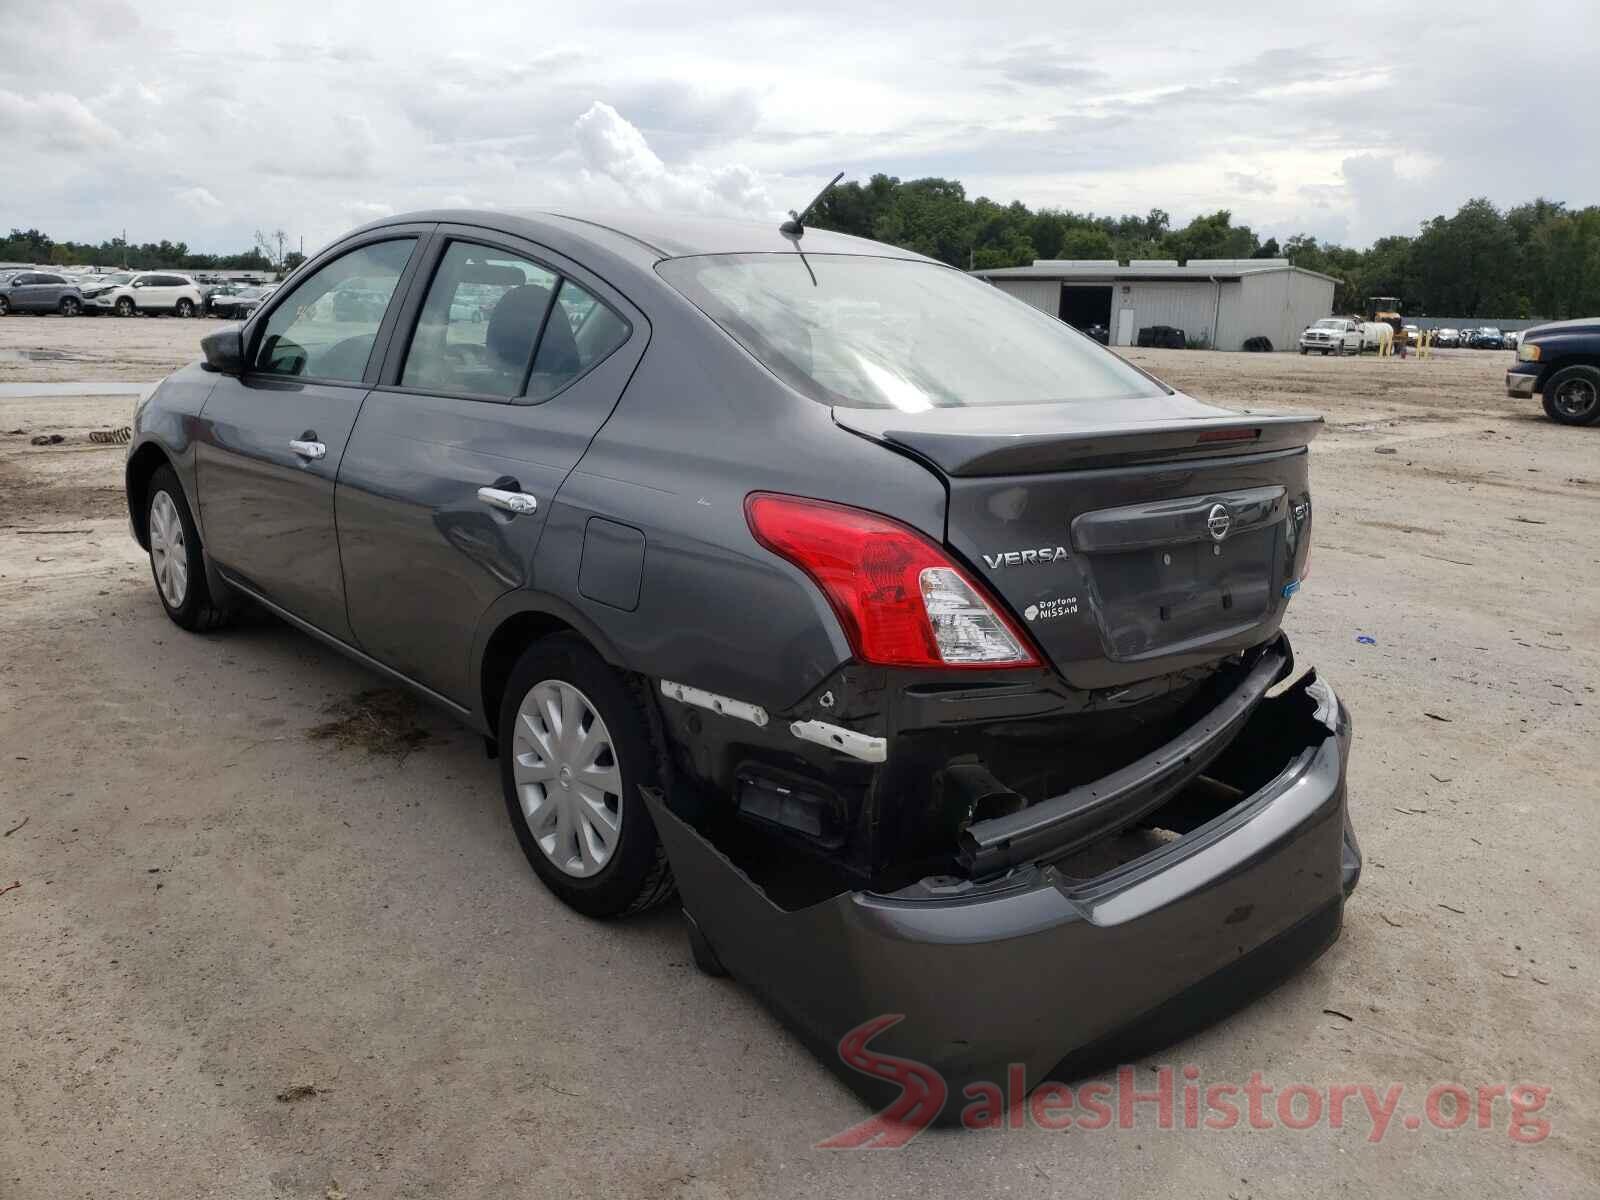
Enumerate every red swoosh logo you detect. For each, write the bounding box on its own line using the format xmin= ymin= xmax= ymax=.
xmin=816 ymin=1015 xmax=948 ymax=1148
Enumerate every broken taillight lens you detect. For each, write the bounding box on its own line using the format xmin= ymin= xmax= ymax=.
xmin=745 ymin=493 xmax=1039 ymax=669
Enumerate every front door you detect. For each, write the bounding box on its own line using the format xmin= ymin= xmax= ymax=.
xmin=195 ymin=234 xmax=425 ymax=639
xmin=1116 ymin=306 xmax=1136 ymax=346
xmin=335 ymin=228 xmax=645 ymax=704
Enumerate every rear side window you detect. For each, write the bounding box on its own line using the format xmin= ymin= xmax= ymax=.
xmin=528 ymin=279 xmax=630 ymax=401
xmin=399 ymin=242 xmax=630 ymax=401
xmin=252 ymin=239 xmax=415 ymax=382
xmin=401 ymin=242 xmax=560 ymax=398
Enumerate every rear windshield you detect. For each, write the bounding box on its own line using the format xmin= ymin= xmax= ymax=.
xmin=657 ymin=253 xmax=1166 ymax=410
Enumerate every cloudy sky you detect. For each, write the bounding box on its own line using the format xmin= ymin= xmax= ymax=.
xmin=2 ymin=1 xmax=1595 ymax=257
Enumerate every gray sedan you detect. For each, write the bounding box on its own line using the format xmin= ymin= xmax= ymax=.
xmin=123 ymin=208 xmax=1357 ymax=1123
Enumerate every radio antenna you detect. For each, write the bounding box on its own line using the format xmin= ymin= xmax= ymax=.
xmin=779 ymin=172 xmax=844 ymax=238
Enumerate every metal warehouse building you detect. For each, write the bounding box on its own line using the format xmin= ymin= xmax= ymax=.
xmin=975 ymin=259 xmax=1338 ymax=351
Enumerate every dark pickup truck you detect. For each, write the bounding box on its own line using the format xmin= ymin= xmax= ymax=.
xmin=1506 ymin=318 xmax=1600 ymax=425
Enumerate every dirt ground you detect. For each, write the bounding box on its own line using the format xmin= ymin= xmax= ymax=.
xmin=2 ymin=315 xmax=1598 ymax=1199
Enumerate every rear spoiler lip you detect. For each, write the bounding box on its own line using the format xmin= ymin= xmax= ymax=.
xmin=956 ymin=637 xmax=1294 ymax=879
xmin=834 ymin=404 xmax=1323 ymax=477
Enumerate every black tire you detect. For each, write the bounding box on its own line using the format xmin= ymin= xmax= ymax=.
xmin=498 ymin=635 xmax=674 ymax=917
xmin=1541 ymin=366 xmax=1600 ymax=427
xmin=1299 ymin=347 xmax=1307 ymax=355
xmin=144 ymin=465 xmax=232 ymax=631
xmin=115 ymin=296 xmax=135 ymax=317
xmin=0 ymin=296 xmax=9 ymax=315
xmin=58 ymin=296 xmax=81 ymax=317
xmin=175 ymin=297 xmax=194 ymax=318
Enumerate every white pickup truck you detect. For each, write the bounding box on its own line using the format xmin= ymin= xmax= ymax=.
xmin=1299 ymin=318 xmax=1363 ymax=355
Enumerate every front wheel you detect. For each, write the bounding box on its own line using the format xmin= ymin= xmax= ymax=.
xmin=175 ymin=297 xmax=194 ymax=318
xmin=145 ymin=465 xmax=232 ymax=631
xmin=0 ymin=296 xmax=9 ymax=315
xmin=115 ymin=297 xmax=135 ymax=317
xmin=1542 ymin=365 xmax=1600 ymax=426
xmin=58 ymin=296 xmax=82 ymax=317
xmin=498 ymin=636 xmax=674 ymax=917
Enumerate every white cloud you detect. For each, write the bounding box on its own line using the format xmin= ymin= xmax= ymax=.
xmin=0 ymin=88 xmax=122 ymax=151
xmin=0 ymin=0 xmax=1596 ymax=254
xmin=175 ymin=186 xmax=223 ymax=212
xmin=573 ymin=101 xmax=775 ymax=218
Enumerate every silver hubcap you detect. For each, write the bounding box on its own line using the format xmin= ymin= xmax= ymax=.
xmin=149 ymin=490 xmax=188 ymax=608
xmin=512 ymin=680 xmax=623 ymax=878
xmin=1555 ymin=380 xmax=1597 ymax=418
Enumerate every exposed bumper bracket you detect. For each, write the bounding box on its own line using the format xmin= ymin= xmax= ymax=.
xmin=957 ymin=638 xmax=1292 ymax=877
xmin=788 ymin=718 xmax=887 ymax=763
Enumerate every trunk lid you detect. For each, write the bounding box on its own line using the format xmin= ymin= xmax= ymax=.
xmin=834 ymin=397 xmax=1319 ymax=689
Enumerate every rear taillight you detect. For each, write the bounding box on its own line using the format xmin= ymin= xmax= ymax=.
xmin=745 ymin=493 xmax=1039 ymax=670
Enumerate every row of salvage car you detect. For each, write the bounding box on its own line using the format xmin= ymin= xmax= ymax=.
xmin=0 ymin=268 xmax=277 ymax=318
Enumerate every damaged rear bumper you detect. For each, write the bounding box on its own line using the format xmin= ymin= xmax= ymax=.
xmin=644 ymin=669 xmax=1358 ymax=1123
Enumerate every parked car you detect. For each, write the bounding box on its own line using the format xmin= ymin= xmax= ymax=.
xmin=1432 ymin=327 xmax=1460 ymax=348
xmin=1506 ymin=317 xmax=1600 ymax=425
xmin=79 ymin=273 xmax=137 ymax=312
xmin=95 ymin=272 xmax=205 ymax=317
xmin=206 ymin=284 xmax=269 ymax=318
xmin=1503 ymin=330 xmax=1521 ymax=350
xmin=1299 ymin=317 xmax=1362 ymax=355
xmin=1468 ymin=327 xmax=1505 ymax=350
xmin=0 ymin=270 xmax=86 ymax=316
xmin=124 ymin=210 xmax=1358 ymax=1120
xmin=234 ymin=283 xmax=278 ymax=317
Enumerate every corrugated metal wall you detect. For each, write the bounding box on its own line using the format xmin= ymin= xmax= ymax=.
xmin=991 ymin=278 xmax=1060 ymax=316
xmin=1224 ymin=271 xmax=1335 ymax=351
xmin=1119 ymin=281 xmax=1220 ymax=346
xmin=993 ymin=270 xmax=1336 ymax=350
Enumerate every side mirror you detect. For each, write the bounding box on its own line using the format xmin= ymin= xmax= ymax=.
xmin=201 ymin=325 xmax=245 ymax=375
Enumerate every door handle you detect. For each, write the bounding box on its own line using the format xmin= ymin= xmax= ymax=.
xmin=289 ymin=438 xmax=326 ymax=461
xmin=477 ymin=486 xmax=538 ymax=515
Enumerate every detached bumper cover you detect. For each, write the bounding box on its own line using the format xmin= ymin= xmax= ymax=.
xmin=646 ymin=669 xmax=1358 ymax=1122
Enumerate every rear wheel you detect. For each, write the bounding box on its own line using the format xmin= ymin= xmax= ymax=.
xmin=145 ymin=465 xmax=231 ymax=631
xmin=175 ymin=297 xmax=194 ymax=318
xmin=498 ymin=636 xmax=674 ymax=917
xmin=115 ymin=296 xmax=135 ymax=317
xmin=58 ymin=296 xmax=81 ymax=317
xmin=1542 ymin=365 xmax=1600 ymax=426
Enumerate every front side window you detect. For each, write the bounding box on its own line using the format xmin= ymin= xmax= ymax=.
xmin=401 ymin=242 xmax=560 ymax=397
xmin=252 ymin=239 xmax=415 ymax=382
xmin=658 ymin=254 xmax=1166 ymax=411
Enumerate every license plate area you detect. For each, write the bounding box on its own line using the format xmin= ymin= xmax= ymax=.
xmin=1086 ymin=525 xmax=1280 ymax=659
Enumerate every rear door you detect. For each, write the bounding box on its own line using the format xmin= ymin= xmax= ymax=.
xmin=335 ymin=225 xmax=645 ymax=704
xmin=194 ymin=229 xmax=429 ymax=638
xmin=34 ymin=274 xmax=68 ymax=310
xmin=147 ymin=275 xmax=184 ymax=310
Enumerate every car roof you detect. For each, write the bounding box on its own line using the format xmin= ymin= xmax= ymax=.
xmin=353 ymin=208 xmax=934 ymax=267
